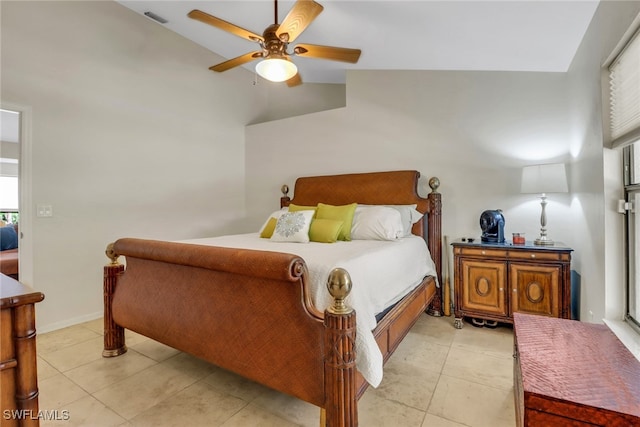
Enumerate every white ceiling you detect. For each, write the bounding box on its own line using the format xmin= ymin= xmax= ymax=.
xmin=123 ymin=1 xmax=598 ymax=84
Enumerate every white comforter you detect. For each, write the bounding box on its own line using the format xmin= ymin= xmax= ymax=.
xmin=179 ymin=233 xmax=437 ymax=387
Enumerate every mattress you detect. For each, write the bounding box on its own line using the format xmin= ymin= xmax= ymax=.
xmin=181 ymin=233 xmax=436 ymax=387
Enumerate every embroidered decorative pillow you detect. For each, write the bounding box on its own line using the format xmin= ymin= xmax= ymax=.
xmin=258 ymin=208 xmax=287 ymax=236
xmin=270 ymin=210 xmax=315 ymax=243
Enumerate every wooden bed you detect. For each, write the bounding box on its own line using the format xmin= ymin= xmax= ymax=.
xmin=102 ymin=170 xmax=442 ymax=426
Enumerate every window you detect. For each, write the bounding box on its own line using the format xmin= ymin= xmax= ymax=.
xmin=610 ymin=22 xmax=640 ymax=332
xmin=624 ymin=144 xmax=640 ymax=331
xmin=609 ymin=27 xmax=640 ymax=148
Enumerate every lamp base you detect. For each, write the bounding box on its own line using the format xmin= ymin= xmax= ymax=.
xmin=534 ymin=194 xmax=555 ymax=246
xmin=534 ymin=237 xmax=555 ymax=246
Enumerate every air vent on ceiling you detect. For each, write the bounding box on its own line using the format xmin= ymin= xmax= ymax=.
xmin=144 ymin=11 xmax=168 ymax=24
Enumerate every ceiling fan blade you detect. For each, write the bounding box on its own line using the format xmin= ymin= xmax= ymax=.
xmin=276 ymin=0 xmax=324 ymax=43
xmin=293 ymin=44 xmax=361 ymax=63
xmin=209 ymin=51 xmax=264 ymax=72
xmin=188 ymin=9 xmax=263 ymax=43
xmin=286 ymin=73 xmax=303 ymax=87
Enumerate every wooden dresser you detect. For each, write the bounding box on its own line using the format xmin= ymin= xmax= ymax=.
xmin=513 ymin=313 xmax=640 ymax=426
xmin=1 ymin=274 xmax=44 ymax=427
xmin=452 ymin=240 xmax=572 ymax=328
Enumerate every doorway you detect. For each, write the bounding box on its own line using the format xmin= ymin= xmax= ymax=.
xmin=1 ymin=104 xmax=32 ymax=284
xmin=1 ymin=109 xmax=20 ymax=279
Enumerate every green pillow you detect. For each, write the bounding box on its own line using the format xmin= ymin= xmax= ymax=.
xmin=316 ymin=203 xmax=357 ymax=241
xmin=309 ymin=219 xmax=344 ymax=243
xmin=288 ymin=204 xmax=317 ymax=214
xmin=260 ymin=217 xmax=278 ymax=238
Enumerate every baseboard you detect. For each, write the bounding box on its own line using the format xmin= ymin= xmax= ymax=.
xmin=37 ymin=311 xmax=103 ymax=334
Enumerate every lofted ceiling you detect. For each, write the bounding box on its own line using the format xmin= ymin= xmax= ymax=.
xmin=119 ymin=1 xmax=599 ymax=84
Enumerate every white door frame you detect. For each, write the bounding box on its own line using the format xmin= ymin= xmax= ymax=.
xmin=1 ymin=102 xmax=33 ymax=286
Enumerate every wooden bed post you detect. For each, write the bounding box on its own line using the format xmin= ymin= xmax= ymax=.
xmin=280 ymin=184 xmax=291 ymax=208
xmin=103 ymin=243 xmax=127 ymax=357
xmin=426 ymin=177 xmax=443 ymax=317
xmin=324 ymin=268 xmax=358 ymax=427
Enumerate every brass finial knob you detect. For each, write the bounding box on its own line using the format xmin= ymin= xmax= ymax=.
xmin=428 ymin=177 xmax=440 ymax=193
xmin=281 ymin=184 xmax=289 ymax=197
xmin=105 ymin=243 xmax=120 ymax=265
xmin=326 ymin=268 xmax=353 ymax=314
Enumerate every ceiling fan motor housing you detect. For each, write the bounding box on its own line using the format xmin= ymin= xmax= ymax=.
xmin=262 ymin=24 xmax=289 ymax=59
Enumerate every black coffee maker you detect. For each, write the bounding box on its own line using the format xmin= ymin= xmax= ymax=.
xmin=480 ymin=210 xmax=505 ymax=243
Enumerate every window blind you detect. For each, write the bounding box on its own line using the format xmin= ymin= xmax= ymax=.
xmin=609 ymin=28 xmax=640 ymax=148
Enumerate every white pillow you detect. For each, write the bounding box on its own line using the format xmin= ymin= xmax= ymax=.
xmin=357 ymin=204 xmax=423 ymax=237
xmin=270 ymin=210 xmax=315 ymax=243
xmin=258 ymin=208 xmax=287 ymax=234
xmin=351 ymin=206 xmax=404 ymax=241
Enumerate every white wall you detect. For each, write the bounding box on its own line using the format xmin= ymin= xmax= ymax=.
xmin=245 ymin=69 xmax=575 ymax=296
xmin=1 ymin=1 xmax=344 ymax=331
xmin=252 ymin=83 xmax=346 ymax=124
xmin=565 ymin=0 xmax=640 ymax=322
xmin=1 ymin=1 xmax=254 ymax=330
xmin=4 ymin=0 xmax=638 ymax=331
xmin=245 ymin=1 xmax=640 ymax=323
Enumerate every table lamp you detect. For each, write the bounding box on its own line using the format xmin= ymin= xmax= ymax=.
xmin=521 ymin=163 xmax=568 ymax=246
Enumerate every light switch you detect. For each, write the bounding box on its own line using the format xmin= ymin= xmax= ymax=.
xmin=36 ymin=204 xmax=53 ymax=217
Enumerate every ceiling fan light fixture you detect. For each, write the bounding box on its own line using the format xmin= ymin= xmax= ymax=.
xmin=255 ymin=58 xmax=297 ymax=82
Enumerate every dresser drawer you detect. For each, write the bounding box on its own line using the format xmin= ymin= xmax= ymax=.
xmin=455 ymin=247 xmax=508 ymax=258
xmin=508 ymin=250 xmax=568 ymax=262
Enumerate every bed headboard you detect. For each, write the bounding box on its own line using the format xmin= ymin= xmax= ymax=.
xmin=280 ymin=170 xmax=443 ymax=315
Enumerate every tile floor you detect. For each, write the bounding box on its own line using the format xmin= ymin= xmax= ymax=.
xmin=36 ymin=314 xmax=516 ymax=427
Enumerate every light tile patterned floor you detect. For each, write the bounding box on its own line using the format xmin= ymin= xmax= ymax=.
xmin=36 ymin=315 xmax=516 ymax=426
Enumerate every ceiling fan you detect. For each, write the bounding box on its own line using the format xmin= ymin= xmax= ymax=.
xmin=187 ymin=0 xmax=361 ymax=87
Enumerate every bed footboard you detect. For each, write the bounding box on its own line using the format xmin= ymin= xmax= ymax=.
xmin=103 ymin=239 xmax=359 ymax=426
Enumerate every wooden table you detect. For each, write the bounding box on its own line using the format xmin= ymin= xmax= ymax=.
xmin=513 ymin=312 xmax=640 ymax=426
xmin=452 ymin=240 xmax=572 ymax=328
xmin=1 ymin=274 xmax=45 ymax=427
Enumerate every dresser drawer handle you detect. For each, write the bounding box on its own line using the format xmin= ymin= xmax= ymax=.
xmin=482 ymin=250 xmax=486 ymax=255
xmin=531 ymin=254 xmax=536 ymax=258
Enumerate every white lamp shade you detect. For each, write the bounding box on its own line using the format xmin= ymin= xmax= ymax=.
xmin=521 ymin=163 xmax=568 ymax=194
xmin=255 ymin=58 xmax=298 ymax=83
